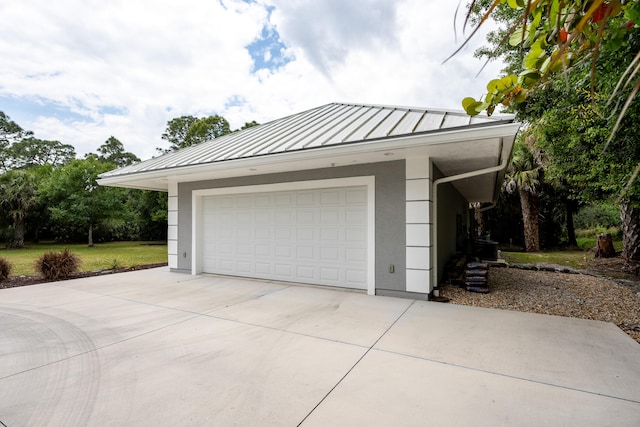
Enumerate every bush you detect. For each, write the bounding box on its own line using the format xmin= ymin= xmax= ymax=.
xmin=574 ymin=203 xmax=621 ymax=229
xmin=0 ymin=257 xmax=12 ymax=282
xmin=34 ymin=248 xmax=81 ymax=281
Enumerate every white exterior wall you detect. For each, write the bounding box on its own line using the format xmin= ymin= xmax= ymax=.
xmin=168 ymin=182 xmax=179 ymax=269
xmin=405 ymin=157 xmax=432 ymax=294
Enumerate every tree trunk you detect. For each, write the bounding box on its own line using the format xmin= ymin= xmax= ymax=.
xmin=13 ymin=218 xmax=25 ymax=248
xmin=620 ymin=203 xmax=640 ymax=262
xmin=595 ymin=234 xmax=616 ymax=258
xmin=519 ymin=187 xmax=540 ymax=252
xmin=566 ymin=200 xmax=577 ymax=247
xmin=88 ymin=223 xmax=94 ymax=247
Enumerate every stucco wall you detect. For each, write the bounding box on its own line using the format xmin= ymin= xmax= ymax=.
xmin=175 ymin=160 xmax=407 ymax=292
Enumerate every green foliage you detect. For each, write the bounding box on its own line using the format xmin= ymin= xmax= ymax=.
xmin=503 ymin=137 xmax=543 ymax=194
xmin=1 ymin=241 xmax=167 ymax=276
xmin=0 ymin=257 xmax=12 ymax=281
xmin=461 ymin=0 xmax=638 ymax=124
xmin=34 ymin=248 xmax=81 ymax=280
xmin=41 ymin=156 xmax=126 ymax=245
xmin=8 ymin=137 xmax=75 ymax=169
xmin=575 ymin=231 xmax=623 ymax=251
xmin=0 ymin=169 xmax=39 ymax=248
xmin=158 ymin=114 xmax=232 ymax=153
xmin=96 ymin=136 xmax=140 ymax=167
xmin=0 ymin=111 xmax=28 ymax=172
xmin=502 ymin=250 xmax=590 ymax=269
xmin=240 ymin=120 xmax=260 ymax=130
xmin=164 ymin=116 xmax=258 ymax=150
xmin=574 ymin=203 xmax=621 ymax=229
xmin=186 ymin=115 xmax=231 ymax=145
xmin=0 ymin=110 xmax=171 ymax=245
xmin=108 ymin=257 xmax=123 ymax=269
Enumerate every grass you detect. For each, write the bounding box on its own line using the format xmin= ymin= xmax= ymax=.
xmin=0 ymin=241 xmax=167 ymax=276
xmin=502 ymin=250 xmax=590 ymax=269
xmin=502 ymin=238 xmax=623 ymax=269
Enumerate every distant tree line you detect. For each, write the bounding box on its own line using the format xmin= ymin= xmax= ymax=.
xmin=0 ymin=111 xmax=256 ymax=248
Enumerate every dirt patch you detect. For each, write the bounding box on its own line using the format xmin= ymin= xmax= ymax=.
xmin=0 ymin=263 xmax=168 ymax=289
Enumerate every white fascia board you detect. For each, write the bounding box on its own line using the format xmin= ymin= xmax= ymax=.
xmin=98 ymin=122 xmax=521 ymax=188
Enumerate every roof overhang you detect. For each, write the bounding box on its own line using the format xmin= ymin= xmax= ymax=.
xmin=98 ymin=122 xmax=520 ymax=203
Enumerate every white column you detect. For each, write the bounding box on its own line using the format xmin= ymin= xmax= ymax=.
xmin=167 ymin=182 xmax=179 ymax=269
xmin=405 ymin=158 xmax=432 ymax=294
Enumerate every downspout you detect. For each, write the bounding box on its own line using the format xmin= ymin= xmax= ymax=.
xmin=431 ymin=139 xmax=510 ymax=292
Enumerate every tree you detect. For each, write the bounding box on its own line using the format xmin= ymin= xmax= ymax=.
xmin=0 ymin=112 xmax=29 ymax=172
xmin=9 ymin=137 xmax=76 ymax=169
xmin=159 ymin=115 xmax=199 ymax=154
xmin=158 ymin=115 xmax=232 ymax=154
xmin=503 ymin=137 xmax=544 ymax=252
xmin=239 ymin=120 xmax=260 ymax=131
xmin=459 ymin=0 xmax=639 ymax=134
xmin=42 ymin=156 xmax=125 ymax=246
xmin=185 ymin=115 xmax=231 ymax=145
xmin=96 ymin=136 xmax=140 ymax=167
xmin=462 ymin=1 xmax=640 ymax=263
xmin=0 ymin=170 xmax=39 ymax=248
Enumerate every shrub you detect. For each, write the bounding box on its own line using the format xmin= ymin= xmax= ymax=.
xmin=34 ymin=248 xmax=81 ymax=281
xmin=574 ymin=203 xmax=621 ymax=229
xmin=0 ymin=257 xmax=12 ymax=282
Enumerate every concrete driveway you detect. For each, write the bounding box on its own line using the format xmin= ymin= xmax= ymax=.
xmin=1 ymin=268 xmax=639 ymax=426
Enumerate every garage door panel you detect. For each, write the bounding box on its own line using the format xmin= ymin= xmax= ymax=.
xmin=275 ymin=193 xmax=292 ymax=206
xmin=346 ymin=269 xmax=367 ymax=285
xmin=201 ymin=186 xmax=368 ymax=289
xmin=320 ymin=246 xmax=339 ymax=261
xmin=275 ymin=211 xmax=291 ymax=224
xmin=346 ymin=188 xmax=367 ymax=203
xmin=320 ymin=268 xmax=340 ymax=282
xmin=297 ymin=192 xmax=315 ymax=205
xmin=275 ymin=264 xmax=292 ymax=278
xmin=320 ymin=208 xmax=340 ymax=224
xmin=275 ymin=245 xmax=291 ymax=257
xmin=320 ymin=190 xmax=341 ymax=205
xmin=255 ymin=194 xmax=271 ymax=207
xmin=296 ymin=228 xmax=314 ymax=240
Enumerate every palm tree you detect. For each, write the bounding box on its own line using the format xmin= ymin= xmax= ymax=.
xmin=620 ymin=202 xmax=640 ymax=263
xmin=0 ymin=170 xmax=38 ymax=248
xmin=503 ymin=136 xmax=544 ymax=252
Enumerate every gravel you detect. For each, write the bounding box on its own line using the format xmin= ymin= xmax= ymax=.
xmin=440 ymin=266 xmax=640 ymax=345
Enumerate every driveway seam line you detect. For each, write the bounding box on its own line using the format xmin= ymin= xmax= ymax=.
xmin=198 ymin=312 xmax=370 ymax=349
xmin=296 ymin=300 xmax=416 ymax=426
xmin=373 ymin=347 xmax=640 ymax=405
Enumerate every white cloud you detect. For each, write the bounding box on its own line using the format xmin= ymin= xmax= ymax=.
xmin=0 ymin=0 xmax=504 ymax=160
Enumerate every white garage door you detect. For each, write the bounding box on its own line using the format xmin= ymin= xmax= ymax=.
xmin=201 ymin=186 xmax=368 ymax=289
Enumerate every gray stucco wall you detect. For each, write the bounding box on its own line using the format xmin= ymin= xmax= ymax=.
xmin=175 ymin=160 xmax=407 ymax=292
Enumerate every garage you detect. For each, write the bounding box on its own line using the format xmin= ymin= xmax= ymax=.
xmin=196 ymin=182 xmax=371 ymax=290
xmin=100 ymin=102 xmax=519 ymax=298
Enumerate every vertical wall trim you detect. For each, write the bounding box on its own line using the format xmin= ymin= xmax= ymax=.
xmin=167 ymin=182 xmax=179 ymax=269
xmin=405 ymin=157 xmax=432 ymax=294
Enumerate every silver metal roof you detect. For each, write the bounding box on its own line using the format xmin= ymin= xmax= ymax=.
xmin=100 ymin=102 xmax=514 ymax=179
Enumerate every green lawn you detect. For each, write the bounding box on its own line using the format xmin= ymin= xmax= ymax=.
xmin=0 ymin=241 xmax=167 ymax=276
xmin=502 ymin=250 xmax=590 ymax=269
xmin=502 ymin=238 xmax=623 ymax=269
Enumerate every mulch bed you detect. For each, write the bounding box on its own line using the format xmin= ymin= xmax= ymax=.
xmin=0 ymin=263 xmax=168 ymax=289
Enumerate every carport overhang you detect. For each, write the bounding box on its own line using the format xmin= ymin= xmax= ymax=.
xmin=98 ymin=122 xmax=520 ymax=204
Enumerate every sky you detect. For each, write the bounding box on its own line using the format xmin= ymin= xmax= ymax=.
xmin=0 ymin=0 xmax=504 ymax=160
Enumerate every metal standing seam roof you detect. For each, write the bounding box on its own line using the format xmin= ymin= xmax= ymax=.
xmin=100 ymin=102 xmax=514 ymax=179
